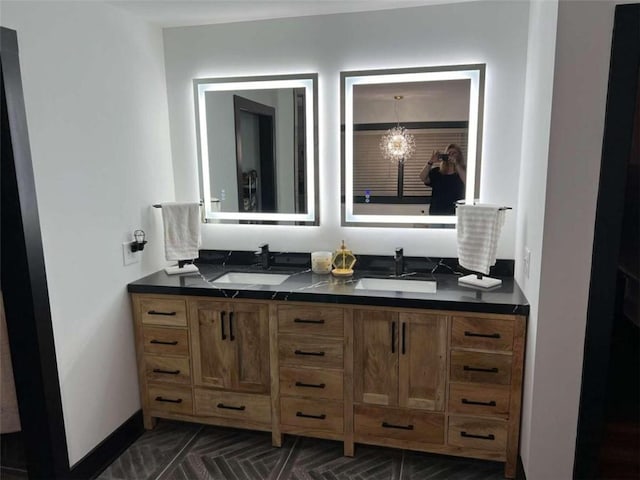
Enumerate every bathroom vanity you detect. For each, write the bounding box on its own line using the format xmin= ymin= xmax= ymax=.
xmin=128 ymin=258 xmax=528 ymax=478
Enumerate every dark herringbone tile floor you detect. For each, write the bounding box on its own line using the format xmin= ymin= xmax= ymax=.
xmin=98 ymin=420 xmax=505 ymax=480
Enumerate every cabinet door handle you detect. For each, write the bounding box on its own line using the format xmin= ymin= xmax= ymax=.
xmin=461 ymin=431 xmax=495 ymax=441
xmin=294 ymin=318 xmax=325 ymax=324
xmin=150 ymin=339 xmax=178 ymax=346
xmin=294 ymin=350 xmax=325 ymax=356
xmin=295 ymin=381 xmax=326 ymax=389
xmin=229 ymin=312 xmax=235 ymax=341
xmin=391 ymin=321 xmax=396 ymax=354
xmin=463 ymin=366 xmax=499 ymax=373
xmin=148 ymin=310 xmax=177 ymax=316
xmin=220 ymin=311 xmax=227 ymax=340
xmin=152 ymin=369 xmax=180 ymax=375
xmin=464 ymin=331 xmax=501 ymax=339
xmin=216 ymin=403 xmax=246 ymax=411
xmin=382 ymin=421 xmax=414 ymax=430
xmin=296 ymin=411 xmax=326 ymax=420
xmin=155 ymin=396 xmax=182 ymax=404
xmin=401 ymin=322 xmax=406 ymax=355
xmin=462 ymin=398 xmax=497 ymax=407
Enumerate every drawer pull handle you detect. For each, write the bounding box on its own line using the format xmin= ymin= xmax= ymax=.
xmin=229 ymin=312 xmax=235 ymax=341
xmin=401 ymin=322 xmax=406 ymax=355
xmin=382 ymin=421 xmax=414 ymax=431
xmin=464 ymin=331 xmax=501 ymax=339
xmin=150 ymin=340 xmax=178 ymax=346
xmin=152 ymin=369 xmax=180 ymax=375
xmin=221 ymin=311 xmax=227 ymax=340
xmin=462 ymin=398 xmax=497 ymax=407
xmin=295 ymin=381 xmax=326 ymax=389
xmin=155 ymin=396 xmax=182 ymax=404
xmin=216 ymin=403 xmax=246 ymax=411
xmin=391 ymin=321 xmax=396 ymax=354
xmin=294 ymin=350 xmax=325 ymax=357
xmin=461 ymin=431 xmax=495 ymax=441
xmin=294 ymin=318 xmax=325 ymax=324
xmin=148 ymin=310 xmax=177 ymax=316
xmin=296 ymin=411 xmax=326 ymax=420
xmin=463 ymin=366 xmax=499 ymax=373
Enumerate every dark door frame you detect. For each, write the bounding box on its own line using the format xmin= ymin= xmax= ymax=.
xmin=573 ymin=4 xmax=640 ymax=479
xmin=1 ymin=26 xmax=70 ymax=478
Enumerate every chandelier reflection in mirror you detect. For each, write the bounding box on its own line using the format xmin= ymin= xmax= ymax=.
xmin=379 ymin=96 xmax=416 ymax=164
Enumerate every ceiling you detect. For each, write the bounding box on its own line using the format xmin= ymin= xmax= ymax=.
xmin=107 ymin=0 xmax=467 ymax=28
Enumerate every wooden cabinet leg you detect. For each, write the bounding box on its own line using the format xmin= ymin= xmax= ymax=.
xmin=272 ymin=432 xmax=283 ymax=448
xmin=343 ymin=441 xmax=354 ymax=457
xmin=143 ymin=415 xmax=157 ymax=430
xmin=504 ymin=458 xmax=516 ymax=479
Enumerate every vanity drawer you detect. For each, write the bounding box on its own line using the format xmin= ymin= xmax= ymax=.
xmin=140 ymin=297 xmax=187 ymax=327
xmin=142 ymin=326 xmax=189 ymax=356
xmin=280 ymin=397 xmax=344 ymax=434
xmin=278 ymin=305 xmax=344 ymax=337
xmin=354 ymin=405 xmax=444 ymax=445
xmin=145 ymin=355 xmax=191 ymax=385
xmin=451 ymin=316 xmax=514 ymax=351
xmin=448 ymin=383 xmax=510 ymax=417
xmin=147 ymin=385 xmax=193 ymax=415
xmin=450 ymin=351 xmax=512 ymax=385
xmin=279 ymin=335 xmax=343 ymax=369
xmin=279 ymin=367 xmax=343 ymax=400
xmin=194 ymin=389 xmax=271 ymax=425
xmin=448 ymin=416 xmax=508 ymax=453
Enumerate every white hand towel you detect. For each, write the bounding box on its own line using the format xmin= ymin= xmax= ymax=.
xmin=161 ymin=202 xmax=201 ymax=261
xmin=456 ymin=204 xmax=505 ymax=275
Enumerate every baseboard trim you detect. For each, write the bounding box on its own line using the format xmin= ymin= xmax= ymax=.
xmin=517 ymin=455 xmax=527 ymax=480
xmin=68 ymin=410 xmax=144 ymax=479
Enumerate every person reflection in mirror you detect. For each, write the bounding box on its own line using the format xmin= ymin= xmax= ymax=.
xmin=419 ymin=143 xmax=466 ymax=215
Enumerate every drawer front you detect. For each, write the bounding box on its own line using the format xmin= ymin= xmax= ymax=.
xmin=145 ymin=355 xmax=191 ymax=385
xmin=354 ymin=405 xmax=445 ymax=445
xmin=194 ymin=389 xmax=271 ymax=425
xmin=280 ymin=397 xmax=343 ymax=433
xmin=279 ymin=367 xmax=343 ymax=400
xmin=278 ymin=305 xmax=344 ymax=337
xmin=448 ymin=416 xmax=508 ymax=453
xmin=448 ymin=384 xmax=510 ymax=416
xmin=142 ymin=327 xmax=189 ymax=356
xmin=147 ymin=385 xmax=193 ymax=415
xmin=450 ymin=351 xmax=512 ymax=385
xmin=451 ymin=316 xmax=514 ymax=351
xmin=140 ymin=297 xmax=187 ymax=327
xmin=279 ymin=335 xmax=343 ymax=369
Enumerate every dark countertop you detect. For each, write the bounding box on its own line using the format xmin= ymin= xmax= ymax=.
xmin=128 ymin=263 xmax=529 ymax=316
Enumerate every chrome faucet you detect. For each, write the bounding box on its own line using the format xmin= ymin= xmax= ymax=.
xmin=258 ymin=243 xmax=271 ymax=269
xmin=394 ymin=247 xmax=404 ymax=276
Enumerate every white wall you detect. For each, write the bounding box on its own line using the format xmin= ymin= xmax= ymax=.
xmin=1 ymin=1 xmax=175 ymax=466
xmin=163 ymin=0 xmax=530 ymax=257
xmin=516 ymin=1 xmax=619 ymax=478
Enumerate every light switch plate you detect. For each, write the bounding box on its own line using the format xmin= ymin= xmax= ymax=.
xmin=122 ymin=242 xmax=140 ymax=266
xmin=524 ymin=247 xmax=531 ymax=278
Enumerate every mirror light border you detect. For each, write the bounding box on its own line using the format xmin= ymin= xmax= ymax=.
xmin=194 ymin=74 xmax=318 ymax=224
xmin=342 ymin=64 xmax=485 ymax=226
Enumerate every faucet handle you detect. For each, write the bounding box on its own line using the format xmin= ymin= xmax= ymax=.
xmin=395 ymin=247 xmax=403 ymax=256
xmin=259 ymin=243 xmax=269 ymax=252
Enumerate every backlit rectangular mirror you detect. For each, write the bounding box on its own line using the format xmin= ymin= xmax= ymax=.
xmin=194 ymin=74 xmax=318 ymax=225
xmin=341 ymin=64 xmax=485 ymax=227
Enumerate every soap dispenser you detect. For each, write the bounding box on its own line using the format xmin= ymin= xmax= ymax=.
xmin=331 ymin=240 xmax=356 ymax=277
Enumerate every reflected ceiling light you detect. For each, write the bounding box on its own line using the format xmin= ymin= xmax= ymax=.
xmin=379 ymin=96 xmax=415 ymax=164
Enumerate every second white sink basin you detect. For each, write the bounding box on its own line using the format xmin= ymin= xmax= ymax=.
xmin=212 ymin=272 xmax=290 ymax=286
xmin=355 ymin=278 xmax=437 ymax=294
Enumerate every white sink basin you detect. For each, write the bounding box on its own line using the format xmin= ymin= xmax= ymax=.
xmin=212 ymin=272 xmax=290 ymax=286
xmin=355 ymin=278 xmax=437 ymax=294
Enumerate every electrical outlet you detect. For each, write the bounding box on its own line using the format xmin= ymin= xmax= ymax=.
xmin=523 ymin=247 xmax=531 ymax=278
xmin=122 ymin=242 xmax=140 ymax=266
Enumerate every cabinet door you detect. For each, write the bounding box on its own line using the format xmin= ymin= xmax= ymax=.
xmin=190 ymin=300 xmax=234 ymax=388
xmin=354 ymin=310 xmax=399 ymax=406
xmin=229 ymin=302 xmax=270 ymax=393
xmin=398 ymin=313 xmax=447 ymax=411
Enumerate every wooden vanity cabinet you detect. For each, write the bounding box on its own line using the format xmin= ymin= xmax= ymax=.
xmin=131 ymin=293 xmax=525 ymax=479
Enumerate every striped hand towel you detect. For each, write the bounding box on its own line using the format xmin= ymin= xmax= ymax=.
xmin=456 ymin=205 xmax=506 ymax=275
